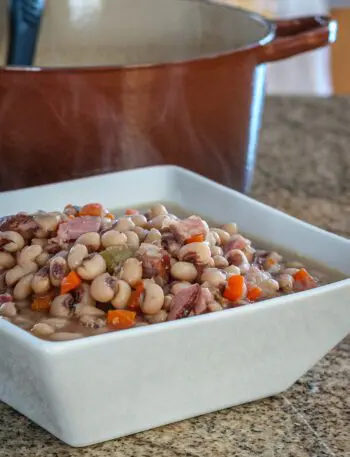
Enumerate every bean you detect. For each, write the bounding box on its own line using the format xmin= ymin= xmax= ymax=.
xmin=50 ymin=294 xmax=73 ymax=317
xmin=67 ymin=244 xmax=89 ymax=270
xmin=261 ymin=278 xmax=279 ymax=298
xmin=75 ymin=232 xmax=101 ymax=252
xmin=101 ymin=230 xmax=127 ymax=248
xmin=76 ymin=283 xmax=96 ymax=308
xmin=0 ymin=252 xmax=15 ymax=269
xmin=49 ymin=256 xmax=68 ymax=287
xmin=40 ymin=317 xmax=70 ymax=329
xmin=114 ymin=218 xmax=135 ymax=233
xmin=34 ymin=213 xmax=60 ymax=235
xmin=207 ymin=231 xmax=220 ymax=246
xmin=32 ymin=266 xmax=51 ymax=294
xmin=77 ymin=253 xmax=106 ymax=281
xmin=141 ymin=282 xmax=164 ymax=315
xmin=74 ymin=303 xmax=105 ymax=318
xmin=163 ymin=294 xmax=173 ymax=311
xmin=277 ymin=273 xmax=294 ymax=293
xmin=145 ymin=309 xmax=168 ymax=323
xmin=13 ymin=273 xmax=34 ymax=300
xmin=213 ymin=255 xmax=228 ymax=268
xmin=79 ymin=315 xmax=107 ymax=329
xmin=90 ymin=273 xmax=116 ymax=302
xmin=208 ymin=302 xmax=223 ymax=312
xmin=170 ymin=261 xmax=197 ymax=282
xmin=0 ymin=301 xmax=17 ymax=317
xmin=31 ymin=323 xmax=55 ymax=338
xmin=149 ymin=215 xmax=171 ymax=231
xmin=225 ymin=249 xmax=250 ymax=274
xmin=263 ymin=252 xmax=283 ymax=274
xmin=243 ymin=245 xmax=256 ymax=263
xmin=211 ymin=228 xmax=230 ymax=245
xmin=200 ymin=268 xmax=226 ymax=288
xmin=18 ymin=245 xmax=42 ymax=265
xmin=221 ymin=223 xmax=238 ymax=235
xmin=125 ymin=230 xmax=140 ymax=250
xmin=6 ymin=262 xmax=37 ymax=287
xmin=130 ymin=214 xmax=148 ymax=228
xmin=225 ymin=265 xmax=242 ymax=277
xmin=149 ymin=204 xmax=168 ymax=218
xmin=50 ymin=332 xmax=83 ymax=341
xmin=111 ymin=280 xmax=132 ymax=308
xmin=171 ymin=281 xmax=192 ymax=295
xmin=210 ymin=245 xmax=223 ymax=257
xmin=0 ymin=231 xmax=25 ymax=252
xmin=132 ymin=226 xmax=148 ymax=242
xmin=179 ymin=242 xmax=212 ymax=266
xmin=36 ymin=251 xmax=52 ymax=267
xmin=144 ymin=228 xmax=162 ymax=245
xmin=120 ymin=258 xmax=142 ymax=287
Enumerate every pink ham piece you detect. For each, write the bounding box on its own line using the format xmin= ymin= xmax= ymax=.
xmin=224 ymin=234 xmax=251 ymax=253
xmin=136 ymin=243 xmax=170 ymax=279
xmin=0 ymin=293 xmax=13 ymax=305
xmin=169 ymin=216 xmax=209 ymax=243
xmin=57 ymin=216 xmax=101 ymax=242
xmin=167 ymin=284 xmax=213 ymax=320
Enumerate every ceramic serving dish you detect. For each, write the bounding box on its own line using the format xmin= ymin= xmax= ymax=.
xmin=0 ymin=165 xmax=349 ymax=447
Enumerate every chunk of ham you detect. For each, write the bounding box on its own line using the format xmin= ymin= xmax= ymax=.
xmin=57 ymin=216 xmax=101 ymax=242
xmin=167 ymin=284 xmax=213 ymax=320
xmin=224 ymin=234 xmax=251 ymax=253
xmin=136 ymin=243 xmax=170 ymax=279
xmin=169 ymin=216 xmax=209 ymax=243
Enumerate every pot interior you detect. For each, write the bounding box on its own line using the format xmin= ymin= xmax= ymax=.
xmin=0 ymin=0 xmax=272 ymax=67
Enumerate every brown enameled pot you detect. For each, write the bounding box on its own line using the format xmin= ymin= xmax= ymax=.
xmin=0 ymin=0 xmax=337 ymax=192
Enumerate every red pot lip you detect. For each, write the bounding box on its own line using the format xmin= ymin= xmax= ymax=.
xmin=0 ymin=2 xmax=275 ymax=74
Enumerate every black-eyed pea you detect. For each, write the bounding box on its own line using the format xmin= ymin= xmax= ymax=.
xmin=31 ymin=323 xmax=55 ymax=338
xmin=74 ymin=303 xmax=105 ymax=318
xmin=221 ymin=223 xmax=238 ymax=235
xmin=50 ymin=332 xmax=83 ymax=341
xmin=170 ymin=261 xmax=197 ymax=282
xmin=0 ymin=301 xmax=17 ymax=317
xmin=77 ymin=253 xmax=106 ymax=281
xmin=163 ymin=294 xmax=173 ymax=311
xmin=68 ymin=244 xmax=88 ymax=270
xmin=277 ymin=274 xmax=294 ymax=293
xmin=75 ymin=232 xmax=101 ymax=252
xmin=125 ymin=231 xmax=140 ymax=249
xmin=130 ymin=214 xmax=148 ymax=228
xmin=211 ymin=228 xmax=231 ymax=245
xmin=0 ymin=252 xmax=15 ymax=269
xmin=171 ymin=281 xmax=192 ymax=295
xmin=6 ymin=263 xmax=37 ymax=287
xmin=36 ymin=251 xmax=52 ymax=267
xmin=40 ymin=317 xmax=70 ymax=330
xmin=50 ymin=256 xmax=68 ymax=287
xmin=208 ymin=302 xmax=223 ymax=312
xmin=76 ymin=283 xmax=96 ymax=308
xmin=34 ymin=213 xmax=60 ymax=235
xmin=145 ymin=309 xmax=168 ymax=323
xmin=224 ymin=265 xmax=241 ymax=277
xmin=210 ymin=245 xmax=223 ymax=257
xmin=120 ymin=258 xmax=142 ymax=287
xmin=132 ymin=226 xmax=148 ymax=242
xmin=32 ymin=266 xmax=51 ymax=295
xmin=0 ymin=231 xmax=25 ymax=252
xmin=213 ymin=255 xmax=229 ymax=268
xmin=201 ymin=268 xmax=226 ymax=288
xmin=101 ymin=230 xmax=127 ymax=249
xmin=226 ymin=249 xmax=250 ymax=274
xmin=114 ymin=217 xmax=135 ymax=233
xmin=140 ymin=283 xmax=164 ymax=315
xmin=149 ymin=215 xmax=172 ymax=231
xmin=111 ymin=280 xmax=132 ymax=308
xmin=260 ymin=278 xmax=279 ymax=298
xmin=179 ymin=242 xmax=211 ymax=266
xmin=149 ymin=204 xmax=168 ymax=219
xmin=207 ymin=230 xmax=220 ymax=246
xmin=13 ymin=273 xmax=34 ymax=300
xmin=50 ymin=294 xmax=74 ymax=317
xmin=144 ymin=228 xmax=162 ymax=245
xmin=18 ymin=245 xmax=42 ymax=265
xmin=32 ymin=238 xmax=48 ymax=248
xmin=79 ymin=315 xmax=107 ymax=329
xmin=90 ymin=273 xmax=116 ymax=303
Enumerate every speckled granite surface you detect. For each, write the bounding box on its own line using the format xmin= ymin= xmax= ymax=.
xmin=0 ymin=96 xmax=349 ymax=457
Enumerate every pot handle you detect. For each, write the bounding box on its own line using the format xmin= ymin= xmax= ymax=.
xmin=259 ymin=16 xmax=337 ymax=63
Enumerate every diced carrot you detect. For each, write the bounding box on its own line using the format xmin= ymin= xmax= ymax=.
xmin=293 ymin=268 xmax=317 ymax=290
xmin=107 ymin=310 xmax=136 ymax=329
xmin=79 ymin=203 xmax=104 ymax=217
xmin=125 ymin=209 xmax=139 ymax=215
xmin=223 ymin=275 xmax=245 ymax=302
xmin=60 ymin=271 xmax=82 ymax=295
xmin=31 ymin=291 xmax=55 ymax=311
xmin=185 ymin=234 xmax=205 ymax=244
xmin=293 ymin=268 xmax=310 ymax=282
xmin=266 ymin=258 xmax=276 ymax=267
xmin=127 ymin=281 xmax=145 ymax=310
xmin=247 ymin=286 xmax=262 ymax=302
xmin=105 ymin=212 xmax=115 ymax=220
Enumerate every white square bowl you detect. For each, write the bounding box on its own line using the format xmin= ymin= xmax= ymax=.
xmin=0 ymin=166 xmax=349 ymax=447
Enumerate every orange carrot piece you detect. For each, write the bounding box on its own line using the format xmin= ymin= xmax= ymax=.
xmin=125 ymin=209 xmax=139 ymax=216
xmin=223 ymin=275 xmax=245 ymax=302
xmin=293 ymin=268 xmax=311 ymax=282
xmin=31 ymin=291 xmax=55 ymax=311
xmin=127 ymin=281 xmax=145 ymax=310
xmin=105 ymin=212 xmax=115 ymax=220
xmin=247 ymin=286 xmax=262 ymax=302
xmin=107 ymin=310 xmax=136 ymax=329
xmin=79 ymin=203 xmax=104 ymax=217
xmin=185 ymin=234 xmax=205 ymax=244
xmin=60 ymin=271 xmax=82 ymax=295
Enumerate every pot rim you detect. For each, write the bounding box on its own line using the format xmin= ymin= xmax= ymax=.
xmin=1 ymin=0 xmax=275 ymax=73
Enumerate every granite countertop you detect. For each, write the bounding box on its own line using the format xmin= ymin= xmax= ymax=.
xmin=0 ymin=96 xmax=349 ymax=457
